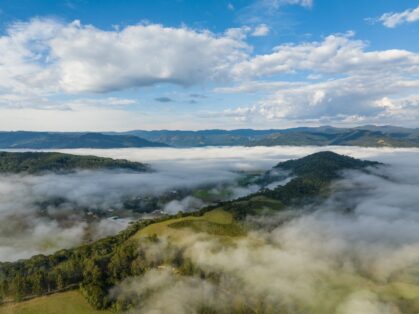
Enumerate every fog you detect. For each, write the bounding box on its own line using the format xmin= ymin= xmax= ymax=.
xmin=1 ymin=146 xmax=419 ymax=270
xmin=106 ymin=146 xmax=419 ymax=314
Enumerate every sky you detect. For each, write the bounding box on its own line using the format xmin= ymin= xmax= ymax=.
xmin=0 ymin=0 xmax=418 ymax=131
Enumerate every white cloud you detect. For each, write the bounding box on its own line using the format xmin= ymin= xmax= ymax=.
xmin=232 ymin=32 xmax=419 ymax=77
xmin=379 ymin=5 xmax=419 ymax=28
xmin=0 ymin=19 xmax=250 ymax=94
xmin=251 ymin=24 xmax=270 ymax=37
xmin=219 ymin=75 xmax=419 ymax=126
xmin=1 ymin=17 xmax=419 ymax=129
xmin=0 ymin=19 xmax=62 ymax=95
xmin=218 ymin=32 xmax=419 ymax=125
xmin=112 ymin=147 xmax=419 ymax=313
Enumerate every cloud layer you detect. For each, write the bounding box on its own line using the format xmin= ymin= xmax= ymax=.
xmin=0 ymin=145 xmax=305 ymax=261
xmin=112 ymin=147 xmax=419 ymax=313
xmin=222 ymin=32 xmax=419 ymax=125
xmin=1 ymin=16 xmax=419 ymax=128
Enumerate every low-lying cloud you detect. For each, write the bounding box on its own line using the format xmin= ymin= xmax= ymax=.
xmin=2 ymin=146 xmax=419 ymax=268
xmin=109 ymin=146 xmax=419 ymax=313
xmin=0 ymin=146 xmax=303 ymax=261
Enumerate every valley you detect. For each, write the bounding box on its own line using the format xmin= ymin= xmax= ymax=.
xmin=2 ymin=148 xmax=419 ymax=313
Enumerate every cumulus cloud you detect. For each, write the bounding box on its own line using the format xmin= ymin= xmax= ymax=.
xmin=379 ymin=5 xmax=419 ymax=28
xmin=217 ymin=76 xmax=419 ymax=125
xmin=0 ymin=19 xmax=249 ymax=95
xmin=112 ymin=147 xmax=419 ymax=313
xmin=232 ymin=32 xmax=419 ymax=77
xmin=219 ymin=32 xmax=419 ymax=125
xmin=1 ymin=18 xmax=419 ymax=127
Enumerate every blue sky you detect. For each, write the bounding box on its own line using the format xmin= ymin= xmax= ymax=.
xmin=0 ymin=0 xmax=418 ymax=131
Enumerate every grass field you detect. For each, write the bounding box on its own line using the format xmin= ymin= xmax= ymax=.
xmin=133 ymin=208 xmax=244 ymax=239
xmin=0 ymin=291 xmax=111 ymax=314
xmin=235 ymin=195 xmax=284 ymax=212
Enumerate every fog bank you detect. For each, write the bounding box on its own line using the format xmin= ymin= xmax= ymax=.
xmin=110 ymin=147 xmax=419 ymax=313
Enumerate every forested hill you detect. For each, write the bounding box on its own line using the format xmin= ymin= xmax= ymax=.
xmin=274 ymin=151 xmax=380 ymax=180
xmin=0 ymin=152 xmax=149 ymax=174
xmin=0 ymin=132 xmax=167 ymax=149
xmin=220 ymin=151 xmax=381 ymax=218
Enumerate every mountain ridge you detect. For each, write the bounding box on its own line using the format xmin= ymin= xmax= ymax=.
xmin=0 ymin=131 xmax=168 ymax=149
xmin=118 ymin=125 xmax=419 ymax=147
xmin=1 ymin=125 xmax=419 ymax=148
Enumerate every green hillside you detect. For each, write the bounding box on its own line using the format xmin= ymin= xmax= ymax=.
xmin=0 ymin=151 xmax=149 ymax=174
xmin=274 ymin=151 xmax=380 ymax=180
xmin=0 ymin=291 xmax=110 ymax=314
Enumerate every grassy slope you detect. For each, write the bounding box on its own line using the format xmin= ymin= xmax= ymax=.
xmin=0 ymin=291 xmax=111 ymax=314
xmin=133 ymin=208 xmax=242 ymax=239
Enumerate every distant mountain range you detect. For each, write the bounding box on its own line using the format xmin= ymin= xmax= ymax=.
xmin=119 ymin=125 xmax=419 ymax=148
xmin=1 ymin=125 xmax=419 ymax=149
xmin=0 ymin=132 xmax=167 ymax=149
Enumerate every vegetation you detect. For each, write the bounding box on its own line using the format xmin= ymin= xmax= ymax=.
xmin=0 ymin=291 xmax=110 ymax=314
xmin=0 ymin=152 xmax=381 ymax=312
xmin=133 ymin=208 xmax=237 ymax=239
xmin=0 ymin=218 xmax=153 ymax=306
xmin=169 ymin=219 xmax=245 ymax=236
xmin=274 ymin=151 xmax=380 ymax=180
xmin=0 ymin=152 xmax=149 ymax=174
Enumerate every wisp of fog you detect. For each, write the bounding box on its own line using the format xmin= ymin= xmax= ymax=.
xmin=1 ymin=146 xmax=418 ymax=273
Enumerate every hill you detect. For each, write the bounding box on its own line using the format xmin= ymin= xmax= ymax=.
xmin=0 ymin=152 xmax=149 ymax=174
xmin=274 ymin=151 xmax=380 ymax=180
xmin=219 ymin=151 xmax=380 ymax=218
xmin=0 ymin=132 xmax=167 ymax=149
